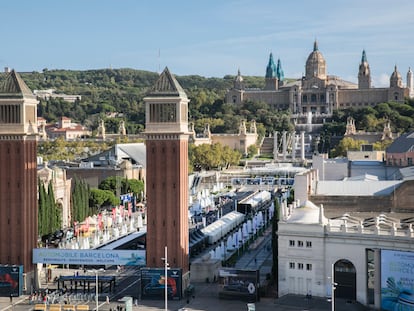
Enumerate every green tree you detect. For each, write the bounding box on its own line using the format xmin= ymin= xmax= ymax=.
xmin=71 ymin=178 xmax=91 ymax=223
xmin=191 ymin=143 xmax=241 ymax=171
xmin=98 ymin=176 xmax=144 ymax=198
xmin=247 ymin=144 xmax=258 ymax=158
xmin=372 ymin=139 xmax=393 ymax=151
xmin=89 ymin=188 xmax=119 ymax=210
xmin=126 ymin=179 xmax=145 ymax=199
xmin=38 ymin=180 xmax=48 ymax=237
xmin=330 ymin=137 xmax=367 ymax=157
xmin=47 ymin=182 xmax=61 ymax=233
xmin=38 ymin=180 xmax=62 ymax=237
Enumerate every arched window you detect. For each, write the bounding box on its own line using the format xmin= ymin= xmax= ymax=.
xmin=320 ymin=94 xmax=325 ymax=103
xmin=311 ymin=94 xmax=317 ymax=102
xmin=302 ymin=95 xmax=308 ymax=102
xmin=394 ymin=92 xmax=399 ymax=100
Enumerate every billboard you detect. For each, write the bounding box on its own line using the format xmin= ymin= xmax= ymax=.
xmin=140 ymin=268 xmax=182 ymax=300
xmin=33 ymin=249 xmax=145 ymax=266
xmin=0 ymin=265 xmax=23 ymax=297
xmin=218 ymin=268 xmax=259 ymax=302
xmin=381 ymin=249 xmax=414 ymax=311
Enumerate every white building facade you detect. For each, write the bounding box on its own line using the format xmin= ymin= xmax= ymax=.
xmin=278 ymin=200 xmax=414 ymax=309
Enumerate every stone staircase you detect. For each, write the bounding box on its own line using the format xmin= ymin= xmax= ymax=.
xmin=259 ymin=137 xmax=274 ymax=157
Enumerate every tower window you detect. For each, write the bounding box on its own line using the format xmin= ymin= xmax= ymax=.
xmin=320 ymin=94 xmax=325 ymax=103
xmin=0 ymin=104 xmax=21 ymax=124
xmin=149 ymin=103 xmax=177 ymax=123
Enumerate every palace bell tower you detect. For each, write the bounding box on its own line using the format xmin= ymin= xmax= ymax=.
xmin=0 ymin=70 xmax=38 ymax=275
xmin=144 ymin=68 xmax=190 ymax=281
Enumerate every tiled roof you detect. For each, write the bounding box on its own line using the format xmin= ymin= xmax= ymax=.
xmin=0 ymin=70 xmax=36 ymax=99
xmin=82 ymin=143 xmax=146 ymax=168
xmin=386 ymin=131 xmax=414 ymax=153
xmin=147 ymin=67 xmax=187 ymax=98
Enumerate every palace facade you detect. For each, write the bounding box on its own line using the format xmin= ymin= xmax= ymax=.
xmin=225 ymin=41 xmax=413 ymax=114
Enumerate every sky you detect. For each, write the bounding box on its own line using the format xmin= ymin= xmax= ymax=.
xmin=1 ymin=0 xmax=414 ymax=87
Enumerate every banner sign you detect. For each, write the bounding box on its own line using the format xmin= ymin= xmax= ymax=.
xmin=0 ymin=265 xmax=23 ymax=297
xmin=33 ymin=249 xmax=145 ymax=266
xmin=381 ymin=249 xmax=414 ymax=311
xmin=141 ymin=268 xmax=182 ymax=300
xmin=218 ymin=268 xmax=260 ymax=301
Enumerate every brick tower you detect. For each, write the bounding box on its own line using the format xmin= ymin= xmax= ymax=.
xmin=0 ymin=70 xmax=38 ymax=275
xmin=144 ymin=67 xmax=190 ymax=282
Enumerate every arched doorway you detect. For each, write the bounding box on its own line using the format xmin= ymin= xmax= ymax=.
xmin=334 ymin=259 xmax=356 ymax=301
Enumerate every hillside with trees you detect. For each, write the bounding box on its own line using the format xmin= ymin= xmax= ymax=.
xmin=2 ymin=68 xmax=413 ymax=155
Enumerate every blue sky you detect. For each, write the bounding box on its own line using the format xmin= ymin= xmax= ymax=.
xmin=1 ymin=0 xmax=413 ymax=87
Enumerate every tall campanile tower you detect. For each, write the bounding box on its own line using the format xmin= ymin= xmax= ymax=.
xmin=0 ymin=70 xmax=38 ymax=274
xmin=144 ymin=68 xmax=190 ymax=282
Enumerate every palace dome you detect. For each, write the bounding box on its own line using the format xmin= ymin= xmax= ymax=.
xmin=305 ymin=41 xmax=327 ymax=80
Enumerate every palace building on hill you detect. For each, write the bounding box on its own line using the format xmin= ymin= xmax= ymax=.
xmin=226 ymin=41 xmax=413 ymax=114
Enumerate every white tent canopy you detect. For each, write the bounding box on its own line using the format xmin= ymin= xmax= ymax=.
xmin=201 ymin=211 xmax=245 ymax=244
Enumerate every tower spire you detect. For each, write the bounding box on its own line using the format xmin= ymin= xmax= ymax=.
xmin=358 ymin=50 xmax=371 ymax=89
xmin=407 ymin=67 xmax=413 ymax=98
xmin=361 ymin=49 xmax=367 ymax=63
xmin=313 ymin=40 xmax=318 ymax=51
xmin=265 ymin=52 xmax=277 ymax=78
xmin=265 ymin=52 xmax=278 ymax=90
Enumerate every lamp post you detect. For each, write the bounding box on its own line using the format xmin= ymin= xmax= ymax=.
xmin=88 ymin=268 xmax=104 ymax=311
xmin=161 ymin=246 xmax=169 ymax=311
xmin=331 ymin=263 xmax=337 ymax=311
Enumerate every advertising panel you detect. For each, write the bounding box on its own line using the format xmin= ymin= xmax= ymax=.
xmin=381 ymin=249 xmax=414 ymax=311
xmin=218 ymin=268 xmax=259 ymax=301
xmin=33 ymin=249 xmax=145 ymax=266
xmin=140 ymin=268 xmax=182 ymax=300
xmin=0 ymin=265 xmax=23 ymax=297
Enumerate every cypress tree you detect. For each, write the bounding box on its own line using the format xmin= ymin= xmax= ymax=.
xmin=38 ymin=179 xmax=47 ymax=236
xmin=47 ymin=181 xmax=62 ymax=232
xmin=71 ymin=177 xmax=92 ymax=224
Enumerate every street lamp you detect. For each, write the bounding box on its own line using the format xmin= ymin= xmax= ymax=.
xmin=161 ymin=246 xmax=169 ymax=311
xmin=330 ymin=263 xmax=337 ymax=311
xmin=88 ymin=268 xmax=104 ymax=311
